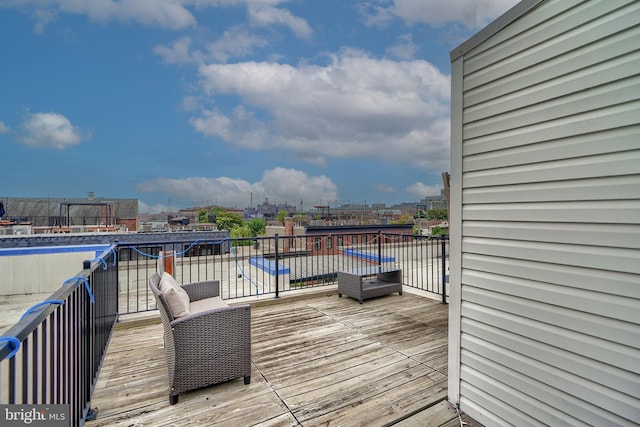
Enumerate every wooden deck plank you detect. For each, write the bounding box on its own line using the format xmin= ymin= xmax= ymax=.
xmin=393 ymin=400 xmax=460 ymax=427
xmin=260 ymin=341 xmax=397 ymax=388
xmin=300 ymin=375 xmax=447 ymax=427
xmin=88 ymin=292 xmax=482 ymax=426
xmin=289 ymin=367 xmax=447 ymax=424
xmin=274 ymin=352 xmax=409 ymax=397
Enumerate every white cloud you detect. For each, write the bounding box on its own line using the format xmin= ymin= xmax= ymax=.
xmin=189 ymin=108 xmax=234 ymax=141
xmin=179 ymin=95 xmax=202 ymax=112
xmin=137 ymin=167 xmax=338 ymax=208
xmin=392 ymin=0 xmax=519 ymax=28
xmin=138 ymin=201 xmax=170 ymax=214
xmin=206 ymin=26 xmax=269 ymax=62
xmin=154 ymin=37 xmax=201 ymax=64
xmin=20 ymin=112 xmax=89 ymax=149
xmin=247 ymin=3 xmax=312 ymax=39
xmin=32 ymin=8 xmax=57 ymax=33
xmin=357 ymin=2 xmax=396 ymax=28
xmin=386 ymin=33 xmax=418 ymax=60
xmin=154 ymin=28 xmax=269 ymax=65
xmin=9 ymin=0 xmax=197 ymax=31
xmin=0 ymin=121 xmax=10 ymax=133
xmin=358 ymin=0 xmax=518 ymax=29
xmin=260 ymin=167 xmax=338 ymax=204
xmin=192 ymin=49 xmax=451 ymax=170
xmin=406 ymin=182 xmax=442 ymax=198
xmin=6 ymin=0 xmax=311 ymax=34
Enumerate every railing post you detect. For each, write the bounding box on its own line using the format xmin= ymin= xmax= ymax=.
xmin=441 ymin=238 xmax=447 ymax=304
xmin=377 ymin=230 xmax=382 ymax=267
xmin=274 ymin=234 xmax=280 ymax=298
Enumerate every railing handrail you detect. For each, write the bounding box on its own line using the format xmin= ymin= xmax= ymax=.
xmin=1 ymin=232 xmax=448 ymax=426
xmin=114 ymin=231 xmax=448 ymax=304
xmin=0 ymin=243 xmax=119 ymax=426
xmin=0 ymin=283 xmax=77 ymax=360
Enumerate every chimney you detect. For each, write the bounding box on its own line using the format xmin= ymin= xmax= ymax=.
xmin=284 ymin=217 xmax=294 ymax=236
xmin=284 ymin=217 xmax=294 ymax=252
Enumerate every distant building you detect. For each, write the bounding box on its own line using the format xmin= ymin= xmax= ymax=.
xmin=245 ymin=198 xmax=297 ymax=220
xmin=306 ymin=223 xmax=414 ymax=256
xmin=0 ymin=195 xmax=138 ymax=234
xmin=417 ymin=190 xmax=448 ymax=211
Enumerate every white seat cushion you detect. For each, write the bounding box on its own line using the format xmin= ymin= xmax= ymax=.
xmin=189 ymin=296 xmax=228 ymax=314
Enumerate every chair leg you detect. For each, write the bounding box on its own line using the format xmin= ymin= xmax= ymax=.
xmin=169 ymin=392 xmax=179 ymax=405
xmin=244 ymin=375 xmax=251 ymax=385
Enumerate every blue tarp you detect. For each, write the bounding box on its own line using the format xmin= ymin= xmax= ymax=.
xmin=249 ymin=256 xmax=290 ymax=275
xmin=0 ymin=244 xmax=111 ymax=257
xmin=342 ymin=248 xmax=395 ymax=263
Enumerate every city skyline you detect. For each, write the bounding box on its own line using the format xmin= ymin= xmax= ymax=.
xmin=0 ymin=0 xmax=519 ymax=213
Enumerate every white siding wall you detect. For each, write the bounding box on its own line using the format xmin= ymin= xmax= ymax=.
xmin=449 ymin=1 xmax=640 ymax=425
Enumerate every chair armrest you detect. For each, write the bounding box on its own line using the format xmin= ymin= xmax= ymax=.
xmin=181 ymin=280 xmax=220 ymax=301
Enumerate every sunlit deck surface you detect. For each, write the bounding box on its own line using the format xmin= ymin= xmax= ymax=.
xmin=90 ymin=289 xmax=481 ymax=426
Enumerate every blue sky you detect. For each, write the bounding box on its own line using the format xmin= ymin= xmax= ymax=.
xmin=0 ymin=0 xmax=518 ymax=213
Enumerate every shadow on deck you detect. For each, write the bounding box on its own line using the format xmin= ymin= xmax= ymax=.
xmin=89 ymin=289 xmax=481 ymax=426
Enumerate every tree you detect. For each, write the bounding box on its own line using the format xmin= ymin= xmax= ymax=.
xmin=276 ymin=210 xmax=289 ymax=224
xmin=427 ymin=208 xmax=448 ymax=221
xmin=198 ymin=208 xmax=219 ymax=223
xmin=414 ymin=209 xmax=427 ymax=219
xmin=293 ymin=213 xmax=307 ymax=224
xmin=216 ymin=211 xmax=244 ymax=231
xmin=198 ymin=209 xmax=208 ymax=223
xmin=391 ymin=214 xmax=414 ymax=224
xmin=246 ymin=218 xmax=266 ymax=237
xmin=431 ymin=226 xmax=448 ymax=236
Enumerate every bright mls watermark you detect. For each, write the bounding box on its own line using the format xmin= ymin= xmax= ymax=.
xmin=1 ymin=405 xmax=69 ymax=426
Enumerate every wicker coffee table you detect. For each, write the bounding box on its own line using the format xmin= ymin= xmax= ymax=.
xmin=337 ymin=268 xmax=402 ymax=303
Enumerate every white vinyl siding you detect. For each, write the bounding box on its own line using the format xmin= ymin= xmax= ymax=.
xmin=449 ymin=0 xmax=640 ymax=426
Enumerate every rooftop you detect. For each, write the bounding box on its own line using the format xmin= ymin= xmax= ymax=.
xmin=89 ymin=289 xmax=480 ymax=426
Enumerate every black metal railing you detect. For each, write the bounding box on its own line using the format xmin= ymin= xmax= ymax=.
xmin=115 ymin=231 xmax=449 ymax=313
xmin=0 ymin=246 xmax=118 ymax=427
xmin=0 ymin=231 xmax=447 ymax=426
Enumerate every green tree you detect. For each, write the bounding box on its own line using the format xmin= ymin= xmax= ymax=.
xmin=427 ymin=209 xmax=448 ymax=221
xmin=246 ymin=218 xmax=266 ymax=236
xmin=198 ymin=208 xmax=220 ymax=223
xmin=293 ymin=213 xmax=307 ymax=224
xmin=216 ymin=211 xmax=244 ymax=231
xmin=391 ymin=214 xmax=415 ymax=224
xmin=431 ymin=226 xmax=448 ymax=236
xmin=276 ymin=210 xmax=289 ymax=224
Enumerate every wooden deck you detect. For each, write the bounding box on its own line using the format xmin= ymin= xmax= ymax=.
xmin=89 ymin=289 xmax=481 ymax=426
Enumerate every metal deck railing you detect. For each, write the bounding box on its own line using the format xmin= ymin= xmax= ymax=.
xmin=0 ymin=231 xmax=448 ymax=426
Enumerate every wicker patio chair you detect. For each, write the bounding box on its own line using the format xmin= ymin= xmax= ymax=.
xmin=149 ymin=272 xmax=251 ymax=404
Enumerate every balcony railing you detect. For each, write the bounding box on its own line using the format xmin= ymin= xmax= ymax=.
xmin=0 ymin=231 xmax=448 ymax=426
xmin=0 ymin=247 xmax=118 ymax=427
xmin=117 ymin=231 xmax=449 ymax=312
